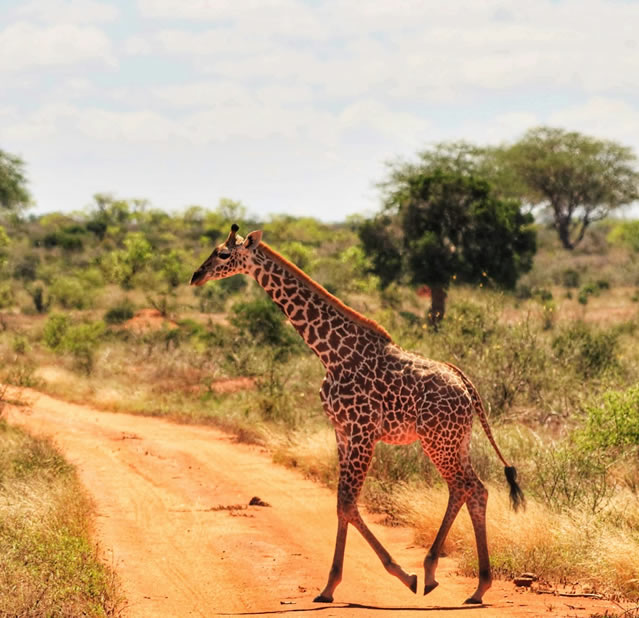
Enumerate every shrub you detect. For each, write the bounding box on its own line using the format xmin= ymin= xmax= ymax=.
xmin=42 ymin=230 xmax=84 ymax=251
xmin=43 ymin=313 xmax=71 ymax=350
xmin=230 ymin=298 xmax=298 ymax=352
xmin=607 ymin=220 xmax=639 ymax=251
xmin=60 ymin=321 xmax=106 ymax=374
xmin=12 ymin=253 xmax=40 ymax=281
xmin=104 ymin=300 xmax=135 ymax=324
xmin=514 ymin=283 xmax=532 ymax=299
xmin=561 ymin=268 xmax=580 ymax=288
xmin=194 ymin=276 xmax=246 ymax=312
xmin=441 ymin=300 xmax=496 ymax=359
xmin=579 ymin=385 xmax=639 ymax=453
xmin=26 ymin=283 xmax=51 ymax=313
xmin=0 ymin=282 xmax=13 ymax=309
xmin=534 ymin=287 xmax=553 ymax=302
xmin=43 ymin=314 xmax=105 ymax=373
xmin=552 ymin=322 xmax=618 ymax=378
xmin=577 ymin=280 xmax=609 ymax=305
xmin=530 ymin=442 xmax=612 ymax=513
xmin=50 ymin=276 xmax=93 ymax=309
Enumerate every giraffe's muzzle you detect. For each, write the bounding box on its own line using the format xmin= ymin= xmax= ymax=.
xmin=190 ymin=268 xmax=207 ymax=286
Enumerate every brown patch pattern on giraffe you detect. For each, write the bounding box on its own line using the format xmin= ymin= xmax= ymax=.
xmin=191 ymin=226 xmax=524 ymax=606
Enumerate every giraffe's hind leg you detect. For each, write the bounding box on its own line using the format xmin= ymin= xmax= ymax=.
xmin=420 ymin=433 xmax=492 ymax=604
xmin=463 ymin=473 xmax=491 ymax=604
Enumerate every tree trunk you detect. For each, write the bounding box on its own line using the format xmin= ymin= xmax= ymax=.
xmin=557 ymin=219 xmax=576 ymax=250
xmin=429 ymin=287 xmax=447 ymax=328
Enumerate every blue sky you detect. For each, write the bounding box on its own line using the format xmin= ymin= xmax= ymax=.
xmin=2 ymin=0 xmax=639 ymax=220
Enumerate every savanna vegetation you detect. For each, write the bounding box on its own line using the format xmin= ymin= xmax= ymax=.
xmin=0 ymin=389 xmax=122 ymax=616
xmin=2 ymin=127 xmax=639 ymax=607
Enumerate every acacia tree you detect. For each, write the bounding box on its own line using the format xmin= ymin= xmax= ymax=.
xmin=360 ymin=168 xmax=536 ymax=324
xmin=503 ymin=127 xmax=639 ymax=250
xmin=0 ymin=149 xmax=30 ymax=212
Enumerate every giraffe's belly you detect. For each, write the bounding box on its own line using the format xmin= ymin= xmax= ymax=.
xmin=380 ymin=411 xmax=419 ymax=445
xmin=380 ymin=430 xmax=419 ymax=446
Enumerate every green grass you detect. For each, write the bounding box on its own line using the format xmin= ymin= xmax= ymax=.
xmin=0 ymin=417 xmax=123 ymax=616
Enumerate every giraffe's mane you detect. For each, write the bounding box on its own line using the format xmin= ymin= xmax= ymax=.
xmin=258 ymin=242 xmax=393 ymax=341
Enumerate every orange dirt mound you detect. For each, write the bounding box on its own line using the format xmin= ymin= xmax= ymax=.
xmin=123 ymin=308 xmax=178 ymax=332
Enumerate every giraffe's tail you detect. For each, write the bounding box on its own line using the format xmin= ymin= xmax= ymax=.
xmin=444 ymin=362 xmax=525 ymax=512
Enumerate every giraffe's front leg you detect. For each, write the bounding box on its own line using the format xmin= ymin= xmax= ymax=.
xmin=314 ymin=429 xmax=349 ymax=603
xmin=315 ymin=436 xmax=417 ymax=602
xmin=464 ymin=476 xmax=491 ymax=604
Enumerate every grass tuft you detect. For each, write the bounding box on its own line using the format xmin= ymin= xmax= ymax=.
xmin=0 ymin=420 xmax=124 ymax=616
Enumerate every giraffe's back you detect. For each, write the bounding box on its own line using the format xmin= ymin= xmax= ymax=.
xmin=320 ymin=342 xmax=475 ymax=447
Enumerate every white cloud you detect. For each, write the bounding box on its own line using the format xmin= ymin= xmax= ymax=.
xmin=0 ymin=22 xmax=116 ymax=72
xmin=129 ymin=0 xmax=639 ymax=102
xmin=339 ymin=100 xmax=431 ymax=147
xmin=4 ymin=0 xmax=639 ymax=219
xmin=549 ymin=97 xmax=639 ymax=145
xmin=138 ymin=0 xmax=291 ymax=20
xmin=16 ymin=0 xmax=119 ymax=24
xmin=152 ymin=80 xmax=314 ymax=109
xmin=123 ymin=35 xmax=153 ymax=56
xmin=1 ymin=96 xmax=431 ymax=151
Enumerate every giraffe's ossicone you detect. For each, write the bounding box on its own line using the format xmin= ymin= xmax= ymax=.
xmin=191 ymin=224 xmax=524 ymax=605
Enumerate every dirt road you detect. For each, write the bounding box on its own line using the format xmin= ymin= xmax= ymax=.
xmin=6 ymin=389 xmax=623 ymax=618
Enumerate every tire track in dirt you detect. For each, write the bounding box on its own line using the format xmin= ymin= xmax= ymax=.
xmin=5 ymin=388 xmax=624 ymax=617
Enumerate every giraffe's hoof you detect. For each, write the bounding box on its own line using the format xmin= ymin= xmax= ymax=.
xmin=424 ymin=581 xmax=439 ymax=596
xmin=463 ymin=597 xmax=483 ymax=605
xmin=313 ymin=595 xmax=333 ymax=603
xmin=409 ymin=574 xmax=417 ymax=594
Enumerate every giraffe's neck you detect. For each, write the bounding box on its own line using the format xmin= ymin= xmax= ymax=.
xmin=248 ymin=243 xmax=392 ymax=371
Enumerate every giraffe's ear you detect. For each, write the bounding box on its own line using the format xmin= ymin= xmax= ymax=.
xmin=243 ymin=230 xmax=263 ymax=250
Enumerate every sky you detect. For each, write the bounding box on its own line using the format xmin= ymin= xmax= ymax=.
xmin=2 ymin=0 xmax=639 ymax=221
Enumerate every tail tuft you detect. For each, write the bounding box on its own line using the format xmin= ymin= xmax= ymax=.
xmin=504 ymin=466 xmax=525 ymax=512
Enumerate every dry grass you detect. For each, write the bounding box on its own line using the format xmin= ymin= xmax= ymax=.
xmin=389 ymin=482 xmax=639 ymax=600
xmin=0 ymin=419 xmax=124 ymax=616
xmin=272 ymin=421 xmax=639 ymax=601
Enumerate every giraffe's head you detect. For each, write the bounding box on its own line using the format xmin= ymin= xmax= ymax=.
xmin=190 ymin=224 xmax=263 ymax=286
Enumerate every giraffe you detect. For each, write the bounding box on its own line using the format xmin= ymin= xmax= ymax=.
xmin=190 ymin=224 xmax=524 ymax=605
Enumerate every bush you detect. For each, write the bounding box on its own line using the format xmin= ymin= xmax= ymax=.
xmin=230 ymin=298 xmax=298 ymax=352
xmin=26 ymin=283 xmax=51 ymax=314
xmin=515 ymin=283 xmax=533 ymax=299
xmin=578 ymin=280 xmax=609 ymax=305
xmin=43 ymin=314 xmax=71 ymax=350
xmin=42 ymin=230 xmax=84 ymax=251
xmin=104 ymin=300 xmax=135 ymax=324
xmin=50 ymin=276 xmax=93 ymax=310
xmin=43 ymin=314 xmax=105 ymax=373
xmin=12 ymin=253 xmax=40 ymax=281
xmin=61 ymin=322 xmax=106 ymax=374
xmin=0 ymin=282 xmax=13 ymax=309
xmin=552 ymin=322 xmax=618 ymax=378
xmin=194 ymin=276 xmax=246 ymax=312
xmin=579 ymin=385 xmax=639 ymax=453
xmin=561 ymin=268 xmax=580 ymax=288
xmin=530 ymin=442 xmax=612 ymax=513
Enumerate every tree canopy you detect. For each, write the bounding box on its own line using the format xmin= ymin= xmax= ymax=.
xmin=502 ymin=127 xmax=639 ymax=250
xmin=0 ymin=149 xmax=30 ymax=212
xmin=360 ymin=165 xmax=536 ymax=323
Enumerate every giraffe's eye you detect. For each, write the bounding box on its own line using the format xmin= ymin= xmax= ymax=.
xmin=218 ymin=252 xmax=231 ymax=260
